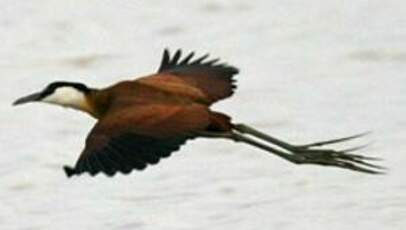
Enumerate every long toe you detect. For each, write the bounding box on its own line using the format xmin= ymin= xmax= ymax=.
xmin=292 ymin=148 xmax=385 ymax=174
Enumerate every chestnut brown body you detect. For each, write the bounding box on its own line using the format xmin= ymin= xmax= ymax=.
xmin=14 ymin=49 xmax=383 ymax=177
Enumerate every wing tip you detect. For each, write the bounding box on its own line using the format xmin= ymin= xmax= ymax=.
xmin=63 ymin=165 xmax=77 ymax=178
xmin=158 ymin=48 xmax=238 ymax=75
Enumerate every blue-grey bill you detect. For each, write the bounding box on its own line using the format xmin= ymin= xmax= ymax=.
xmin=12 ymin=92 xmax=42 ymax=106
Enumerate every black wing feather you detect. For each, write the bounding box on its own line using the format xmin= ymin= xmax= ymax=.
xmin=157 ymin=48 xmax=238 ymax=75
xmin=190 ymin=53 xmax=209 ymax=64
xmin=179 ymin=51 xmax=195 ymax=65
xmin=170 ymin=50 xmax=182 ymax=65
xmin=63 ymin=133 xmax=189 ymax=178
xmin=156 ymin=49 xmax=239 ymax=103
xmin=159 ymin=49 xmax=171 ymax=71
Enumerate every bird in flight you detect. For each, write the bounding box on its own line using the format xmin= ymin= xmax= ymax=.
xmin=13 ymin=49 xmax=383 ymax=177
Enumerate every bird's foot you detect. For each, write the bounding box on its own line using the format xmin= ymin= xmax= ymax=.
xmin=230 ymin=124 xmax=385 ymax=174
xmin=287 ymin=144 xmax=385 ymax=174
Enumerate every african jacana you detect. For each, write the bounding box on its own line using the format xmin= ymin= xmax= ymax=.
xmin=13 ymin=49 xmax=383 ymax=177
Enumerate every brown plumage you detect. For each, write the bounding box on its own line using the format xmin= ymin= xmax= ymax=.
xmin=13 ymin=49 xmax=384 ymax=178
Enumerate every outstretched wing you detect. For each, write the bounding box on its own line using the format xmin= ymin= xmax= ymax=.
xmin=63 ymin=103 xmax=210 ymax=177
xmin=155 ymin=49 xmax=239 ymax=104
xmin=63 ymin=133 xmax=191 ymax=177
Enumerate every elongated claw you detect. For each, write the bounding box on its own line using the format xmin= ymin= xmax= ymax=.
xmin=289 ymin=147 xmax=385 ymax=174
xmin=340 ymin=144 xmax=370 ymax=153
xmin=328 ymin=160 xmax=385 ymax=175
xmin=298 ymin=132 xmax=371 ymax=148
xmin=317 ymin=160 xmax=379 ymax=174
xmin=345 ymin=158 xmax=386 ymax=170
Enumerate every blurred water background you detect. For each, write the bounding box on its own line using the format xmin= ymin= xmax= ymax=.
xmin=1 ymin=1 xmax=405 ymax=229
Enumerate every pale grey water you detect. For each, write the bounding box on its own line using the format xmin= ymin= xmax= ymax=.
xmin=1 ymin=1 xmax=405 ymax=229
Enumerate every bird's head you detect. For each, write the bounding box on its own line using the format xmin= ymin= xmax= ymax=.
xmin=13 ymin=81 xmax=94 ymax=112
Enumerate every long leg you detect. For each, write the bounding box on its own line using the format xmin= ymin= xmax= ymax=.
xmin=198 ymin=131 xmax=306 ymax=164
xmin=233 ymin=123 xmax=383 ymax=162
xmin=198 ymin=130 xmax=384 ymax=174
xmin=233 ymin=124 xmax=379 ymax=160
xmin=233 ymin=123 xmax=368 ymax=151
